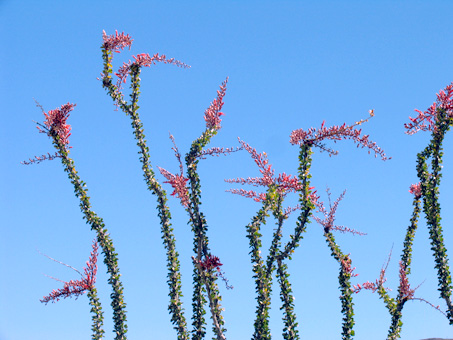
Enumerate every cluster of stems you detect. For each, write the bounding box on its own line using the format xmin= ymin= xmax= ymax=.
xmin=354 ymin=90 xmax=453 ymax=339
xmin=31 ymin=103 xmax=127 ymax=339
xmin=101 ymin=31 xmax=227 ymax=339
xmin=26 ymin=30 xmax=453 ymax=340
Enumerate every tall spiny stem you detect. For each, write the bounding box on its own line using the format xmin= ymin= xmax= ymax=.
xmin=51 ymin=133 xmax=128 ymax=340
xmin=416 ymin=108 xmax=453 ymax=323
xmin=101 ymin=46 xmax=189 ymax=339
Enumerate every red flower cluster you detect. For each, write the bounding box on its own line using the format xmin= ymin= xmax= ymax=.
xmin=405 ymin=83 xmax=453 ymax=135
xmin=398 ymin=261 xmax=415 ymax=300
xmin=204 ymin=78 xmax=228 ymax=130
xmin=41 ymin=240 xmax=98 ymax=304
xmin=341 ymin=255 xmax=359 ymax=278
xmin=353 ymin=268 xmax=387 ymax=294
xmin=114 ymin=53 xmax=190 ymax=89
xmin=353 ymin=250 xmax=391 ymax=294
xmin=37 ymin=103 xmax=75 ymax=146
xmin=200 ymin=255 xmax=223 ymax=271
xmin=158 ymin=166 xmax=190 ymax=208
xmin=226 ymin=139 xmax=303 ymax=202
xmin=409 ymin=182 xmax=422 ymax=198
xmin=102 ymin=30 xmax=133 ymax=52
xmin=289 ymin=111 xmax=389 ymax=160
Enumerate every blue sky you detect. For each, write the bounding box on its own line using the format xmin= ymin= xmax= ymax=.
xmin=2 ymin=1 xmax=453 ymax=339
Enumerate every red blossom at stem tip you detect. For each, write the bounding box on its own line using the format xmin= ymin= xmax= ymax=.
xmin=409 ymin=182 xmax=422 ymax=198
xmin=200 ymin=255 xmax=223 ymax=271
xmin=225 ymin=138 xmax=305 ymax=202
xmin=289 ymin=110 xmax=390 ymax=160
xmin=22 ymin=102 xmax=75 ymax=165
xmin=193 ymin=255 xmax=233 ymax=289
xmin=157 ymin=135 xmax=190 ymax=208
xmin=204 ymin=78 xmax=228 ymax=130
xmin=353 ymin=248 xmax=392 ymax=294
xmin=102 ymin=30 xmax=133 ymax=52
xmin=37 ymin=102 xmax=75 ymax=146
xmin=157 ymin=166 xmax=190 ymax=208
xmin=405 ymin=82 xmax=453 ymax=135
xmin=40 ymin=240 xmax=98 ymax=304
xmin=114 ymin=53 xmax=190 ymax=89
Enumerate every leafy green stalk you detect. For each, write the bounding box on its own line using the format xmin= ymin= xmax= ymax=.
xmin=51 ymin=134 xmax=127 ymax=340
xmin=246 ymin=196 xmax=273 ymax=340
xmin=101 ymin=49 xmax=189 ymax=339
xmin=324 ymin=231 xmax=355 ymax=340
xmin=276 ymin=259 xmax=299 ymax=340
xmin=280 ymin=145 xmax=314 ymax=260
xmin=416 ymin=108 xmax=453 ymax=323
xmin=87 ymin=287 xmax=105 ymax=340
xmin=186 ymin=128 xmax=227 ymax=340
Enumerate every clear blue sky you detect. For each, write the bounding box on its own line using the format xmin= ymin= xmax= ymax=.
xmin=1 ymin=1 xmax=453 ymax=339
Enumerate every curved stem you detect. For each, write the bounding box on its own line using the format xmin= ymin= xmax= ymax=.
xmin=416 ymin=109 xmax=453 ymax=323
xmin=53 ymin=136 xmax=127 ymax=340
xmin=102 ymin=55 xmax=188 ymax=338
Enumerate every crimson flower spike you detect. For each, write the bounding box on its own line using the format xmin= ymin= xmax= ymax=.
xmin=405 ymin=82 xmax=453 ymax=135
xmin=157 ymin=134 xmax=190 ymax=208
xmin=157 ymin=166 xmax=190 ymax=208
xmin=102 ymin=30 xmax=133 ymax=52
xmin=204 ymin=77 xmax=228 ymax=130
xmin=353 ymin=248 xmax=392 ymax=294
xmin=289 ymin=110 xmax=390 ymax=160
xmin=114 ymin=53 xmax=190 ymax=89
xmin=226 ymin=138 xmax=306 ymax=203
xmin=199 ymin=254 xmax=223 ymax=271
xmin=37 ymin=102 xmax=75 ymax=146
xmin=22 ymin=102 xmax=76 ymax=165
xmin=40 ymin=240 xmax=98 ymax=304
xmin=193 ymin=254 xmax=234 ymax=290
xmin=409 ymin=182 xmax=422 ymax=198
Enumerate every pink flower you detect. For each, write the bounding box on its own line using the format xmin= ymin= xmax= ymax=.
xmin=405 ymin=83 xmax=453 ymax=135
xmin=132 ymin=53 xmax=189 ymax=68
xmin=157 ymin=166 xmax=190 ymax=208
xmin=37 ymin=103 xmax=75 ymax=146
xmin=102 ymin=30 xmax=133 ymax=52
xmin=226 ymin=189 xmax=267 ymax=202
xmin=289 ymin=112 xmax=390 ymax=160
xmin=226 ymin=138 xmax=305 ymax=202
xmin=353 ymin=249 xmax=391 ymax=294
xmin=399 ymin=261 xmax=415 ymax=300
xmin=313 ymin=189 xmax=366 ymax=235
xmin=409 ymin=182 xmax=422 ymax=198
xmin=204 ymin=78 xmax=228 ymax=130
xmin=114 ymin=53 xmax=190 ymax=89
xmin=41 ymin=240 xmax=98 ymax=304
xmin=341 ymin=255 xmax=359 ymax=278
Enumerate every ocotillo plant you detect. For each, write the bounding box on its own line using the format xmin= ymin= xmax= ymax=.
xmin=23 ymin=102 xmax=128 ymax=340
xmin=101 ymin=30 xmax=236 ymax=340
xmin=226 ymin=112 xmax=389 ymax=340
xmin=353 ymin=83 xmax=453 ymax=340
xmin=40 ymin=239 xmax=104 ymax=340
xmin=23 ymin=30 xmax=452 ymax=339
